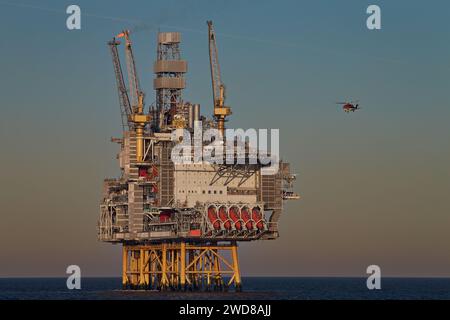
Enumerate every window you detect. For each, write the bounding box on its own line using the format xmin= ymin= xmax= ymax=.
xmin=202 ymin=190 xmax=205 ymax=194
xmin=208 ymin=190 xmax=211 ymax=194
xmin=219 ymin=190 xmax=223 ymax=194
xmin=214 ymin=190 xmax=217 ymax=194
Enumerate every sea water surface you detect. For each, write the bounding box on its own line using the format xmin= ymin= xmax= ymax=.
xmin=1 ymin=277 xmax=450 ymax=300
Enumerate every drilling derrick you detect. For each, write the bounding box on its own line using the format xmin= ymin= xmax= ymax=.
xmin=153 ymin=32 xmax=188 ymax=131
xmin=99 ymin=23 xmax=299 ymax=292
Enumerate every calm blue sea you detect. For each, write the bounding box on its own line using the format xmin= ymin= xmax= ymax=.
xmin=1 ymin=277 xmax=450 ymax=300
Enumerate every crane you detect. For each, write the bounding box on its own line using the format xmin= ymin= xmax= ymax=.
xmin=108 ymin=38 xmax=133 ymax=130
xmin=207 ymin=21 xmax=231 ymax=136
xmin=116 ymin=30 xmax=144 ymax=113
xmin=109 ymin=31 xmax=149 ymax=162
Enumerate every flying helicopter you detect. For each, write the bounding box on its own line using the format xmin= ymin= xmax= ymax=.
xmin=336 ymin=101 xmax=361 ymax=113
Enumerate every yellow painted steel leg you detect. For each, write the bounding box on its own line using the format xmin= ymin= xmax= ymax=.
xmin=174 ymin=249 xmax=179 ymax=288
xmin=144 ymin=250 xmax=149 ymax=286
xmin=161 ymin=243 xmax=168 ymax=289
xmin=207 ymin=250 xmax=212 ymax=290
xmin=231 ymin=243 xmax=242 ymax=291
xmin=193 ymin=251 xmax=198 ymax=289
xmin=151 ymin=250 xmax=156 ymax=288
xmin=130 ymin=251 xmax=135 ymax=286
xmin=133 ymin=251 xmax=138 ymax=286
xmin=199 ymin=251 xmax=203 ymax=289
xmin=122 ymin=246 xmax=128 ymax=288
xmin=213 ymin=249 xmax=222 ymax=289
xmin=187 ymin=249 xmax=193 ymax=287
xmin=170 ymin=249 xmax=174 ymax=287
xmin=180 ymin=242 xmax=186 ymax=289
xmin=139 ymin=249 xmax=145 ymax=287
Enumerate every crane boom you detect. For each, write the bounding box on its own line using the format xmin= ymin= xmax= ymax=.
xmin=207 ymin=21 xmax=222 ymax=108
xmin=117 ymin=30 xmax=142 ymax=112
xmin=207 ymin=20 xmax=231 ymax=135
xmin=114 ymin=30 xmax=150 ymax=162
xmin=108 ymin=38 xmax=133 ymax=130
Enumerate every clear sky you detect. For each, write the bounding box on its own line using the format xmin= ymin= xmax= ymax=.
xmin=0 ymin=0 xmax=449 ymax=277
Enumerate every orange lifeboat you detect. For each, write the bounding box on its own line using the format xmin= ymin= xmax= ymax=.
xmin=207 ymin=206 xmax=221 ymax=230
xmin=229 ymin=206 xmax=242 ymax=230
xmin=252 ymin=207 xmax=264 ymax=230
xmin=241 ymin=207 xmax=253 ymax=230
xmin=219 ymin=206 xmax=231 ymax=230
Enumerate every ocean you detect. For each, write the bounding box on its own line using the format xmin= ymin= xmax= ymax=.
xmin=1 ymin=277 xmax=450 ymax=300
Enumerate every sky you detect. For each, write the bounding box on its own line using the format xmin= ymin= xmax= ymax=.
xmin=0 ymin=0 xmax=449 ymax=277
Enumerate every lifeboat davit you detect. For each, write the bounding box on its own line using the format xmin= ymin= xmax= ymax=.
xmin=207 ymin=206 xmax=221 ymax=230
xmin=219 ymin=206 xmax=231 ymax=230
xmin=241 ymin=207 xmax=253 ymax=230
xmin=229 ymin=206 xmax=242 ymax=230
xmin=252 ymin=207 xmax=264 ymax=230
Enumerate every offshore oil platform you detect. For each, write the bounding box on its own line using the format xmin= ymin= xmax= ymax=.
xmin=98 ymin=21 xmax=299 ymax=291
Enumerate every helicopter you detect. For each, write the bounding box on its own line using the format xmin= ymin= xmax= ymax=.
xmin=336 ymin=101 xmax=361 ymax=113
